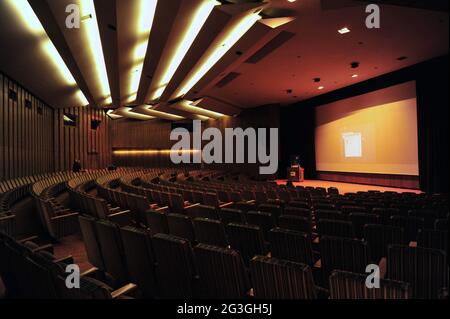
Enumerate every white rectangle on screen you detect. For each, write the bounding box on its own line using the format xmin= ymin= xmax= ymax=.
xmin=342 ymin=132 xmax=362 ymax=157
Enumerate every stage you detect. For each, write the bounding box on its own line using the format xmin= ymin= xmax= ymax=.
xmin=275 ymin=179 xmax=422 ymax=194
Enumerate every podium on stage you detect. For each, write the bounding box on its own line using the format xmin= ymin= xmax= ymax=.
xmin=287 ymin=165 xmax=304 ymax=182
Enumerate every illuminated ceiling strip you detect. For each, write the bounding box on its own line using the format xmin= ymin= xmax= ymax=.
xmin=127 ymin=0 xmax=158 ymax=103
xmin=7 ymin=0 xmax=89 ymax=106
xmin=140 ymin=106 xmax=185 ymax=120
xmin=80 ymin=0 xmax=111 ymax=105
xmin=174 ymin=11 xmax=261 ymax=99
xmin=106 ymin=109 xmax=123 ymax=119
xmin=178 ymin=100 xmax=224 ymax=119
xmin=150 ymin=0 xmax=218 ymax=101
xmin=113 ymin=149 xmax=200 ymax=155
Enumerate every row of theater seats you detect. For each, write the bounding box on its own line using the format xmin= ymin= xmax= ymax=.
xmin=0 ymin=231 xmax=137 ymax=299
xmin=71 ymin=170 xmax=448 ymax=299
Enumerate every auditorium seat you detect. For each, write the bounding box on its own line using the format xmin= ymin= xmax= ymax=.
xmin=193 ymin=218 xmax=228 ymax=247
xmin=278 ymin=215 xmax=312 ymax=234
xmin=143 ymin=209 xmax=169 ymax=235
xmin=268 ymin=228 xmax=315 ymax=266
xmin=226 ymin=223 xmax=267 ymax=265
xmin=250 ymin=256 xmax=321 ymax=299
xmin=167 ymin=213 xmax=195 ymax=242
xmin=94 ymin=219 xmax=128 ymax=283
xmin=246 ymin=211 xmax=276 ymax=237
xmin=219 ymin=208 xmax=246 ymax=224
xmin=119 ymin=226 xmax=158 ymax=298
xmin=349 ymin=213 xmax=380 ymax=238
xmin=387 ymin=245 xmax=448 ymax=299
xmin=317 ymin=219 xmax=354 ymax=239
xmin=194 ymin=244 xmax=250 ymax=299
xmin=319 ymin=236 xmax=371 ymax=285
xmin=152 ymin=234 xmax=197 ymax=299
xmin=363 ymin=224 xmax=406 ymax=262
xmin=329 ymin=270 xmax=411 ymax=299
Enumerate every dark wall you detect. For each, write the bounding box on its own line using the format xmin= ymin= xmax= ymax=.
xmin=280 ymin=55 xmax=449 ymax=193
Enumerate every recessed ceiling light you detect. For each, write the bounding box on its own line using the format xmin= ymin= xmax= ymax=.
xmin=318 ymin=86 xmax=324 ymax=90
xmin=352 ymin=74 xmax=358 ymax=78
xmin=338 ymin=27 xmax=350 ymax=34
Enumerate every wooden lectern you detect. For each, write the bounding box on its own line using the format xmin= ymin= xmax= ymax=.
xmin=287 ymin=165 xmax=304 ymax=182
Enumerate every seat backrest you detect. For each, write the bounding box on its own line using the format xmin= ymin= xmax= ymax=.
xmin=317 ymin=219 xmax=354 ymax=238
xmin=78 ymin=215 xmax=105 ymax=270
xmin=363 ymin=224 xmax=406 ymax=262
xmin=226 ymin=223 xmax=267 ymax=265
xmin=269 ymin=227 xmax=314 ymax=266
xmin=167 ymin=213 xmax=195 ymax=242
xmin=152 ymin=233 xmax=196 ymax=299
xmin=349 ymin=213 xmax=380 ymax=238
xmin=94 ymin=219 xmax=128 ymax=282
xmin=143 ymin=209 xmax=169 ymax=235
xmin=319 ymin=236 xmax=371 ymax=283
xmin=387 ymin=245 xmax=448 ymax=299
xmin=278 ymin=215 xmax=312 ymax=234
xmin=246 ymin=211 xmax=275 ymax=237
xmin=193 ymin=218 xmax=228 ymax=247
xmin=250 ymin=256 xmax=317 ymax=299
xmin=329 ymin=270 xmax=411 ymax=299
xmin=119 ymin=226 xmax=158 ymax=298
xmin=194 ymin=244 xmax=250 ymax=299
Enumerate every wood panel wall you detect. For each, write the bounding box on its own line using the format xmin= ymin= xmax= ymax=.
xmin=0 ymin=71 xmax=113 ymax=181
xmin=54 ymin=107 xmax=112 ymax=171
xmin=0 ymin=72 xmax=54 ymax=181
xmin=110 ymin=106 xmax=280 ymax=177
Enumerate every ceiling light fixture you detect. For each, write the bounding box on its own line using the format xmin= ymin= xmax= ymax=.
xmin=7 ymin=0 xmax=89 ymax=106
xmin=338 ymin=27 xmax=350 ymax=34
xmin=174 ymin=10 xmax=262 ymax=99
xmin=127 ymin=0 xmax=158 ymax=103
xmin=150 ymin=0 xmax=218 ymax=101
xmin=80 ymin=0 xmax=111 ymax=106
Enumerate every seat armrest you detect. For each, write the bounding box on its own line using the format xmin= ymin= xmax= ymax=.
xmin=111 ymin=283 xmax=138 ymax=299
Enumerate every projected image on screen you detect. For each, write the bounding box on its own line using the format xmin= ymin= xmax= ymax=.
xmin=315 ymin=81 xmax=419 ymax=175
xmin=342 ymin=132 xmax=362 ymax=158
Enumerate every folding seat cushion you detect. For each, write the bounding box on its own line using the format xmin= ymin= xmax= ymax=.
xmin=119 ymin=226 xmax=158 ymax=298
xmin=226 ymin=223 xmax=267 ymax=265
xmin=349 ymin=213 xmax=380 ymax=238
xmin=329 ymin=270 xmax=411 ymax=299
xmin=78 ymin=215 xmax=105 ymax=270
xmin=167 ymin=213 xmax=195 ymax=242
xmin=219 ymin=208 xmax=246 ymax=224
xmin=245 ymin=211 xmax=276 ymax=237
xmin=187 ymin=204 xmax=219 ymax=220
xmin=387 ymin=245 xmax=448 ymax=299
xmin=319 ymin=236 xmax=371 ymax=282
xmin=278 ymin=215 xmax=312 ymax=234
xmin=250 ymin=256 xmax=318 ymax=299
xmin=390 ymin=216 xmax=424 ymax=242
xmin=258 ymin=204 xmax=282 ymax=218
xmin=363 ymin=224 xmax=406 ymax=262
xmin=193 ymin=218 xmax=228 ymax=247
xmin=194 ymin=244 xmax=250 ymax=299
xmin=435 ymin=218 xmax=449 ymax=231
xmin=152 ymin=233 xmax=196 ymax=299
xmin=232 ymin=201 xmax=256 ymax=213
xmin=269 ymin=228 xmax=315 ymax=266
xmin=283 ymin=206 xmax=312 ymax=222
xmin=317 ymin=219 xmax=354 ymax=238
xmin=316 ymin=210 xmax=347 ymax=222
xmin=289 ymin=200 xmax=310 ymax=210
xmin=417 ymin=229 xmax=448 ymax=257
xmin=94 ymin=219 xmax=128 ymax=282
